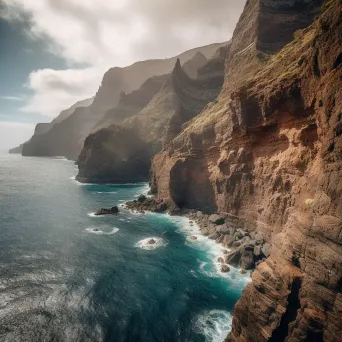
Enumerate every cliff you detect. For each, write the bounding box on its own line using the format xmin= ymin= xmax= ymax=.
xmin=21 ymin=43 xmax=225 ymax=160
xmin=182 ymin=52 xmax=208 ymax=78
xmin=93 ymin=74 xmax=169 ymax=130
xmin=151 ymin=0 xmax=342 ymax=341
xmin=76 ymin=49 xmax=226 ymax=183
xmin=8 ymin=144 xmax=23 ymax=154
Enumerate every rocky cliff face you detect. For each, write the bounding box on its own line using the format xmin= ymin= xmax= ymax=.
xmin=151 ymin=0 xmax=342 ymax=341
xmin=182 ymin=52 xmax=208 ymax=78
xmin=94 ymin=74 xmax=169 ymax=131
xmin=21 ymin=43 xmax=225 ymax=161
xmin=76 ymin=49 xmax=226 ymax=183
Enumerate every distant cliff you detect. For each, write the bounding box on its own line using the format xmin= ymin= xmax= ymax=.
xmin=21 ymin=42 xmax=226 ymax=160
xmin=76 ymin=48 xmax=226 ymax=183
xmin=9 ymin=144 xmax=23 ymax=154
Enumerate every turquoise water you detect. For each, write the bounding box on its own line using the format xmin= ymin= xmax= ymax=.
xmin=0 ymin=154 xmax=249 ymax=342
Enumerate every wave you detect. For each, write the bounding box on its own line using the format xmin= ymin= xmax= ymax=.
xmin=135 ymin=237 xmax=166 ymax=250
xmin=85 ymin=227 xmax=119 ymax=235
xmin=87 ymin=212 xmax=103 ymax=218
xmin=96 ymin=191 xmax=117 ymax=194
xmin=169 ymin=216 xmax=252 ymax=288
xmin=192 ymin=310 xmax=233 ymax=342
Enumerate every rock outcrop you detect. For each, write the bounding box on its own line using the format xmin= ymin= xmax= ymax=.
xmin=77 ymin=49 xmax=226 ymax=183
xmin=76 ymin=125 xmax=151 ymax=183
xmin=22 ymin=98 xmax=94 ymax=159
xmin=150 ymin=0 xmax=342 ymax=341
xmin=8 ymin=144 xmax=23 ymax=154
xmin=182 ymin=52 xmax=208 ymax=78
xmin=93 ymin=74 xmax=169 ymax=130
xmin=21 ymin=43 xmax=225 ymax=160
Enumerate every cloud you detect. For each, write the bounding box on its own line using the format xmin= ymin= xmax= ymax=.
xmin=1 ymin=96 xmax=23 ymax=101
xmin=0 ymin=121 xmax=35 ymax=151
xmin=21 ymin=67 xmax=103 ymax=116
xmin=3 ymin=0 xmax=246 ymax=117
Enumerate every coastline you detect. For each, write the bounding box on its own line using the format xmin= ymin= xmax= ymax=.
xmin=123 ymin=194 xmax=268 ymax=278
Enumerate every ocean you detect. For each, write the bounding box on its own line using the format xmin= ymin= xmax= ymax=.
xmin=0 ymin=154 xmax=249 ymax=342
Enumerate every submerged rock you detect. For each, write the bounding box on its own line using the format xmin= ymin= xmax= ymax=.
xmin=94 ymin=206 xmax=120 ymax=216
xmin=138 ymin=194 xmax=147 ymax=203
xmin=221 ymin=264 xmax=230 ymax=273
xmin=125 ymin=198 xmax=168 ymax=213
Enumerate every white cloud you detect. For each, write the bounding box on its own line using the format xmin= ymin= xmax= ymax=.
xmin=3 ymin=0 xmax=246 ymax=118
xmin=0 ymin=121 xmax=35 ymax=151
xmin=21 ymin=67 xmax=103 ymax=117
xmin=1 ymin=96 xmax=23 ymax=101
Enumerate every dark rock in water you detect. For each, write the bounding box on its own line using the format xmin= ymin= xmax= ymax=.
xmin=111 ymin=206 xmax=119 ymax=213
xmin=94 ymin=206 xmax=120 ymax=216
xmin=93 ymin=228 xmax=99 ymax=232
xmin=217 ymin=257 xmax=225 ymax=263
xmin=147 ymin=239 xmax=156 ymax=245
xmin=240 ymin=267 xmax=247 ymax=275
xmin=138 ymin=194 xmax=147 ymax=203
xmin=209 ymin=214 xmax=225 ymax=225
xmin=221 ymin=264 xmax=230 ymax=273
xmin=189 ymin=236 xmax=198 ymax=241
xmin=125 ymin=197 xmax=168 ymax=213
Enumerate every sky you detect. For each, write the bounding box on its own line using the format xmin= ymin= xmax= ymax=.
xmin=0 ymin=0 xmax=246 ymax=151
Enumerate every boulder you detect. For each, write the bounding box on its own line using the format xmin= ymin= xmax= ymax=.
xmin=262 ymin=243 xmax=271 ymax=257
xmin=111 ymin=206 xmax=119 ymax=214
xmin=190 ymin=236 xmax=198 ymax=241
xmin=240 ymin=250 xmax=254 ymax=270
xmin=209 ymin=214 xmax=225 ymax=225
xmin=234 ymin=230 xmax=244 ymax=240
xmin=223 ymin=235 xmax=234 ymax=247
xmin=233 ymin=241 xmax=241 ymax=248
xmin=216 ymin=234 xmax=224 ymax=244
xmin=196 ymin=211 xmax=203 ymax=219
xmin=138 ymin=194 xmax=147 ymax=203
xmin=147 ymin=239 xmax=156 ymax=245
xmin=254 ymin=245 xmax=262 ymax=257
xmin=221 ymin=264 xmax=230 ymax=273
xmin=217 ymin=257 xmax=225 ymax=263
xmin=94 ymin=206 xmax=119 ymax=216
xmin=225 ymin=250 xmax=241 ymax=267
xmin=217 ymin=224 xmax=231 ymax=234
xmin=209 ymin=232 xmax=219 ymax=240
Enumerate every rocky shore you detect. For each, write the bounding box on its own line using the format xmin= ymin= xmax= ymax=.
xmin=125 ymin=194 xmax=270 ymax=274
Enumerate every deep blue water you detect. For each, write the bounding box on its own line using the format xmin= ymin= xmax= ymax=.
xmin=0 ymin=154 xmax=249 ymax=342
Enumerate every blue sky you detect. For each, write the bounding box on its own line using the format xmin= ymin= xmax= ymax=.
xmin=0 ymin=14 xmax=66 ymax=125
xmin=0 ymin=0 xmax=245 ymax=151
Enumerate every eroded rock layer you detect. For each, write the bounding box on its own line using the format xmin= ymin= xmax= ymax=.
xmin=151 ymin=0 xmax=342 ymax=341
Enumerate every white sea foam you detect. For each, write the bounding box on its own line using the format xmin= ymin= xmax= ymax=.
xmin=87 ymin=212 xmax=102 ymax=218
xmin=169 ymin=216 xmax=252 ymax=288
xmin=135 ymin=237 xmax=166 ymax=250
xmin=96 ymin=191 xmax=117 ymax=194
xmin=69 ymin=176 xmax=96 ymax=186
xmin=193 ymin=310 xmax=233 ymax=342
xmin=85 ymin=227 xmax=119 ymax=235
